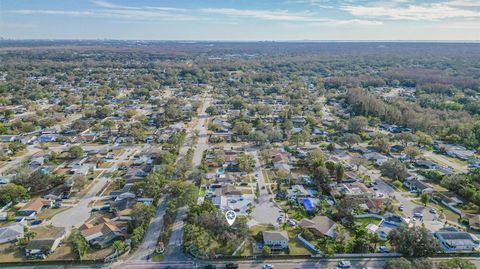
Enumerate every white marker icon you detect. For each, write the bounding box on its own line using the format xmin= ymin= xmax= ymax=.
xmin=225 ymin=210 xmax=237 ymax=226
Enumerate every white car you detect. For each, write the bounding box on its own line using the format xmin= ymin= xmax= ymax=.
xmin=262 ymin=264 xmax=274 ymax=269
xmin=338 ymin=260 xmax=351 ymax=268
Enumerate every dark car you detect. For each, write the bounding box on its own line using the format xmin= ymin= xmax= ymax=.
xmin=225 ymin=263 xmax=238 ymax=269
xmin=204 ymin=265 xmax=216 ymax=269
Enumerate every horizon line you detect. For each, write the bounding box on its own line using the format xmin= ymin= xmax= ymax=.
xmin=1 ymin=38 xmax=480 ymax=43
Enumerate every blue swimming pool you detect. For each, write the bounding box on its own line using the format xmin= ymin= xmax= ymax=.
xmin=217 ymin=167 xmax=225 ymax=175
xmin=303 ymin=198 xmax=314 ymax=212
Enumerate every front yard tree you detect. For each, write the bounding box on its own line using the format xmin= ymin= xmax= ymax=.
xmin=205 ymin=106 xmax=218 ymax=116
xmin=335 ymin=163 xmax=345 ymax=183
xmin=237 ymin=153 xmax=254 ymax=173
xmin=348 ymin=116 xmax=368 ymax=134
xmin=69 ymin=230 xmax=89 ymax=260
xmin=388 ymin=225 xmax=441 ymax=257
xmin=113 ymin=240 xmax=127 ymax=254
xmin=0 ymin=183 xmax=29 ymax=206
xmin=380 ymin=159 xmax=409 ymax=181
xmin=306 ymin=148 xmax=325 ymax=171
xmin=68 ymin=145 xmax=84 ymax=159
xmin=339 ymin=133 xmax=361 ymax=149
xmin=420 ymin=192 xmax=430 ymax=206
xmin=262 ymin=245 xmax=272 ymax=255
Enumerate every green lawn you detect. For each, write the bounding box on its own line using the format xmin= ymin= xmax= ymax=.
xmin=355 ymin=217 xmax=383 ymax=229
xmin=288 ymin=240 xmax=311 ymax=255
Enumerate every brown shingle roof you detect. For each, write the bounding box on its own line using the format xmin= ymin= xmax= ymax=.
xmin=299 ymin=216 xmax=336 ymax=236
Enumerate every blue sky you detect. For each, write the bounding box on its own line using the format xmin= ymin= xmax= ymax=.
xmin=1 ymin=0 xmax=479 ymax=40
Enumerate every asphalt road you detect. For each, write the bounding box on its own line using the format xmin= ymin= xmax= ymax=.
xmin=43 ymin=257 xmax=479 ymax=269
xmin=249 ymin=150 xmax=282 ymax=227
xmin=49 ymin=147 xmax=135 ymax=230
xmin=129 ymin=196 xmax=168 ymax=261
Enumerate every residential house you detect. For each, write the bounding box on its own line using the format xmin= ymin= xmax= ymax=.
xmin=299 ymin=216 xmax=337 ymax=238
xmin=286 ymin=185 xmax=311 ymax=200
xmin=25 ymin=228 xmax=66 ymax=258
xmin=332 ymin=182 xmax=375 ymax=199
xmin=38 ymin=134 xmax=57 ymax=143
xmin=262 ymin=231 xmax=289 ymax=250
xmin=17 ymin=198 xmax=52 ymax=217
xmin=80 ymin=219 xmax=124 ymax=248
xmin=364 ymin=152 xmax=389 ymax=166
xmin=414 ymin=159 xmax=437 ymax=169
xmin=0 ymin=222 xmax=25 ymax=244
xmin=0 ymin=135 xmax=18 ymax=143
xmin=464 ymin=213 xmax=480 ymax=230
xmin=29 ymin=157 xmax=45 ymax=167
xmin=403 ymin=177 xmax=433 ymax=193
xmin=364 ymin=198 xmax=385 ymax=214
xmin=434 ymin=228 xmax=479 ymax=252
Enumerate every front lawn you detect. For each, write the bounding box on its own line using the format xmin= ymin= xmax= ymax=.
xmin=355 ymin=217 xmax=383 ymax=229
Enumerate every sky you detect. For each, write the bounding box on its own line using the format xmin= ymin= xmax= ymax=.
xmin=1 ymin=0 xmax=479 ymax=40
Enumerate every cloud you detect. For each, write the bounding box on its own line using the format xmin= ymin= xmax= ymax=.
xmin=342 ymin=1 xmax=480 ymax=21
xmin=200 ymin=7 xmax=381 ymax=25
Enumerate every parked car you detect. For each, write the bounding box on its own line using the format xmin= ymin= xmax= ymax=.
xmin=262 ymin=264 xmax=274 ymax=269
xmin=338 ymin=261 xmax=351 ymax=268
xmin=225 ymin=263 xmax=238 ymax=269
xmin=31 ymin=220 xmax=42 ymax=225
xmin=413 ymin=212 xmax=424 ymax=218
xmin=378 ymin=246 xmax=390 ymax=253
xmin=429 ymin=208 xmax=437 ymax=214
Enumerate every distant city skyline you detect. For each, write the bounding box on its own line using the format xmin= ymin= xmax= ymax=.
xmin=1 ymin=0 xmax=479 ymax=40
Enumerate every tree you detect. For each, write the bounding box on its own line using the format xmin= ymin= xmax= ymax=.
xmin=95 ymin=106 xmax=111 ymax=119
xmin=205 ymin=106 xmax=218 ymax=116
xmin=248 ymin=130 xmax=268 ymax=145
xmin=371 ymin=135 xmax=390 ymax=154
xmin=237 ymin=153 xmax=255 ymax=173
xmin=388 ymin=225 xmax=441 ymax=257
xmin=313 ymin=166 xmax=330 ymax=192
xmin=348 ymin=116 xmax=368 ymax=134
xmin=396 ymin=132 xmax=417 ymax=147
xmin=69 ymin=230 xmax=89 ymax=259
xmin=306 ymin=149 xmax=325 ymax=171
xmin=437 ymin=258 xmax=476 ymax=269
xmin=130 ymin=226 xmax=145 ymax=249
xmin=72 ymin=174 xmax=87 ymax=191
xmin=404 ymin=146 xmax=421 ymax=159
xmin=339 ymin=133 xmax=361 ymax=149
xmin=68 ymin=145 xmax=84 ymax=159
xmin=335 ymin=163 xmax=345 ymax=183
xmin=380 ymin=159 xmax=409 ymax=181
xmin=113 ymin=240 xmax=127 ymax=254
xmin=131 ymin=203 xmax=155 ymax=229
xmin=416 ymin=131 xmax=433 ymax=147
xmin=8 ymin=142 xmax=27 ymax=154
xmin=420 ymin=192 xmax=430 ymax=206
xmin=384 ymin=258 xmax=412 ymax=269
xmin=326 ymin=143 xmax=335 ymax=152
xmin=232 ymin=121 xmax=252 ymax=136
xmin=124 ymin=109 xmax=137 ymax=119
xmin=0 ymin=183 xmax=29 ymax=206
xmin=262 ymin=245 xmax=272 ymax=255
xmin=351 ymin=157 xmax=367 ymax=171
